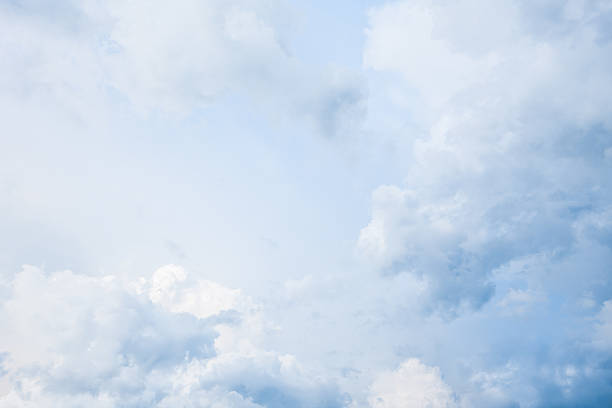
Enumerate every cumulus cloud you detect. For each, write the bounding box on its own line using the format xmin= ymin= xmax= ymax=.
xmin=360 ymin=0 xmax=612 ymax=316
xmin=3 ymin=1 xmax=612 ymax=407
xmin=99 ymin=0 xmax=304 ymax=114
xmin=0 ymin=265 xmax=345 ymax=407
xmin=352 ymin=1 xmax=612 ymax=405
xmin=0 ymin=0 xmax=365 ymax=136
xmin=147 ymin=264 xmax=245 ymax=319
xmin=368 ymin=359 xmax=456 ymax=408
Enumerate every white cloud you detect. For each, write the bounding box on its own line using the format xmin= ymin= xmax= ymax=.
xmin=355 ymin=3 xmax=612 ymax=403
xmin=148 ymin=264 xmax=245 ymax=319
xmin=495 ymin=288 xmax=545 ymax=316
xmin=368 ymin=359 xmax=456 ymax=408
xmin=359 ymin=0 xmax=612 ymax=315
xmin=364 ymin=1 xmax=507 ymax=108
xmin=364 ymin=0 xmax=612 ymax=122
xmin=464 ymin=362 xmax=528 ymax=408
xmin=2 ymin=1 xmax=612 ymax=407
xmin=0 ymin=265 xmax=345 ymax=407
xmin=102 ymin=0 xmax=290 ymax=113
xmin=0 ymin=0 xmax=365 ymax=136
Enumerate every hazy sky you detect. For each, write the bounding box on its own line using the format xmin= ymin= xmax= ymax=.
xmin=1 ymin=1 xmax=612 ymax=407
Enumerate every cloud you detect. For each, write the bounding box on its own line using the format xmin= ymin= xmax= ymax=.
xmin=359 ymin=0 xmax=612 ymax=316
xmin=352 ymin=2 xmax=612 ymax=405
xmin=0 ymin=0 xmax=365 ymax=136
xmin=593 ymin=300 xmax=612 ymax=351
xmin=368 ymin=359 xmax=457 ymax=408
xmin=147 ymin=264 xmax=245 ymax=319
xmin=103 ymin=0 xmax=291 ymax=113
xmin=0 ymin=265 xmax=346 ymax=407
xmin=3 ymin=1 xmax=612 ymax=407
xmin=495 ymin=288 xmax=545 ymax=316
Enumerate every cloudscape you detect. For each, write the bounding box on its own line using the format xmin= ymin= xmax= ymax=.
xmin=1 ymin=1 xmax=612 ymax=407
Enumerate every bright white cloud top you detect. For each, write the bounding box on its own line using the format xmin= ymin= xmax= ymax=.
xmin=1 ymin=1 xmax=612 ymax=407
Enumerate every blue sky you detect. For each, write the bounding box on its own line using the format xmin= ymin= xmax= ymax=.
xmin=1 ymin=1 xmax=612 ymax=407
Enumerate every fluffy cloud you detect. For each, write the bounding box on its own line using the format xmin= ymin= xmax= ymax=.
xmin=0 ymin=0 xmax=365 ymax=135
xmin=355 ymin=1 xmax=612 ymax=405
xmin=360 ymin=0 xmax=612 ymax=316
xmin=368 ymin=359 xmax=456 ymax=408
xmin=147 ymin=264 xmax=246 ymax=319
xmin=0 ymin=265 xmax=345 ymax=407
xmin=3 ymin=1 xmax=612 ymax=407
xmin=104 ymin=0 xmax=289 ymax=112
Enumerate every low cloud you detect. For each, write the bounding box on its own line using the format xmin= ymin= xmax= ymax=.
xmin=360 ymin=0 xmax=612 ymax=316
xmin=0 ymin=0 xmax=366 ymax=137
xmin=0 ymin=265 xmax=345 ymax=407
xmin=368 ymin=359 xmax=457 ymax=408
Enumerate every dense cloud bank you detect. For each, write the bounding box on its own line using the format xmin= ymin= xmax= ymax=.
xmin=361 ymin=0 xmax=612 ymax=314
xmin=1 ymin=0 xmax=612 ymax=407
xmin=357 ymin=0 xmax=612 ymax=406
xmin=0 ymin=266 xmax=346 ymax=407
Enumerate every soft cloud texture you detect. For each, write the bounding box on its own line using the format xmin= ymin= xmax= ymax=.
xmin=360 ymin=0 xmax=612 ymax=315
xmin=368 ymin=359 xmax=456 ymax=408
xmin=0 ymin=0 xmax=365 ymax=135
xmin=354 ymin=0 xmax=612 ymax=405
xmin=0 ymin=265 xmax=345 ymax=407
xmin=2 ymin=0 xmax=612 ymax=407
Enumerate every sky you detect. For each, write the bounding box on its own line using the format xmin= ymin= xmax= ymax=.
xmin=1 ymin=0 xmax=612 ymax=407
